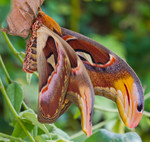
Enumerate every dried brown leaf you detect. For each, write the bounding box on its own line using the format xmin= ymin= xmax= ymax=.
xmin=3 ymin=0 xmax=44 ymax=38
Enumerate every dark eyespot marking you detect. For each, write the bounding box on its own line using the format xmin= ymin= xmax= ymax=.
xmin=137 ymin=103 xmax=143 ymax=112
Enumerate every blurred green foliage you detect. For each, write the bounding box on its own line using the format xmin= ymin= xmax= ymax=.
xmin=0 ymin=0 xmax=10 ymax=24
xmin=0 ymin=0 xmax=150 ymax=142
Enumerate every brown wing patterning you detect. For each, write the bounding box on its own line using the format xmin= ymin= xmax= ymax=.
xmin=61 ymin=27 xmax=144 ymax=129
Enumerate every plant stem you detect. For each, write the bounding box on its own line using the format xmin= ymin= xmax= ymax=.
xmin=22 ymin=101 xmax=29 ymax=110
xmin=0 ymin=55 xmax=32 ymax=113
xmin=2 ymin=31 xmax=38 ymax=78
xmin=70 ymin=119 xmax=113 ymax=140
xmin=0 ymin=79 xmax=34 ymax=142
xmin=2 ymin=32 xmax=23 ymax=63
xmin=143 ymin=111 xmax=150 ymax=117
xmin=92 ymin=119 xmax=113 ymax=132
xmin=0 ymin=55 xmax=12 ymax=83
xmin=0 ymin=133 xmax=26 ymax=142
xmin=94 ymin=105 xmax=118 ymax=113
xmin=94 ymin=105 xmax=150 ymax=117
xmin=70 ymin=0 xmax=80 ymax=32
xmin=144 ymin=92 xmax=150 ymax=100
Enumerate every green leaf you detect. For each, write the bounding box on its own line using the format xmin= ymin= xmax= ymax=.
xmin=52 ymin=127 xmax=70 ymax=140
xmin=11 ymin=120 xmax=34 ymax=141
xmin=85 ymin=129 xmax=142 ymax=142
xmin=0 ymin=132 xmax=25 ymax=142
xmin=73 ymin=108 xmax=80 ymax=119
xmin=70 ymin=133 xmax=87 ymax=142
xmin=40 ymin=134 xmax=50 ymax=140
xmin=6 ymin=82 xmax=23 ymax=120
xmin=55 ymin=139 xmax=72 ymax=142
xmin=35 ymin=136 xmax=46 ymax=142
xmin=20 ymin=111 xmax=51 ymax=138
xmin=19 ymin=110 xmax=71 ymax=141
xmin=111 ymin=118 xmax=125 ymax=133
xmin=11 ymin=122 xmax=24 ymax=139
xmin=32 ymin=126 xmax=38 ymax=138
xmin=0 ymin=136 xmax=9 ymax=142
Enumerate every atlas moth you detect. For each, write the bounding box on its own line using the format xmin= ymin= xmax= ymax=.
xmin=23 ymin=10 xmax=144 ymax=137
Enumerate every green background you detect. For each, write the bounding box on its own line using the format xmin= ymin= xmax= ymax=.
xmin=0 ymin=0 xmax=150 ymax=142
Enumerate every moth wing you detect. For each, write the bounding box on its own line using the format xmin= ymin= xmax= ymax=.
xmin=47 ymin=27 xmax=95 ymax=137
xmin=62 ymin=28 xmax=144 ymax=128
xmin=36 ymin=26 xmax=71 ymax=123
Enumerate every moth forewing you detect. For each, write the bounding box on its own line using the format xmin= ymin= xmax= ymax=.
xmin=36 ymin=25 xmax=71 ymax=123
xmin=37 ymin=26 xmax=95 ymax=136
